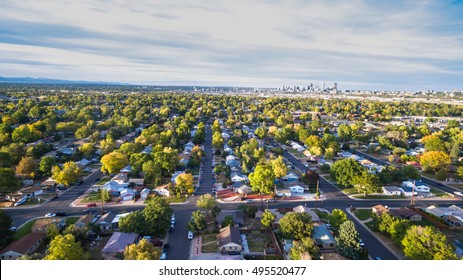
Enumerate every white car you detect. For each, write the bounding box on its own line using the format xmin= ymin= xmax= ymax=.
xmin=160 ymin=252 xmax=167 ymax=260
xmin=44 ymin=213 xmax=56 ymax=217
xmin=188 ymin=231 xmax=194 ymax=240
xmin=359 ymin=239 xmax=365 ymax=247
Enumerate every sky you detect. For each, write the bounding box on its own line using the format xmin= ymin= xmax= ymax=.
xmin=0 ymin=0 xmax=462 ymax=91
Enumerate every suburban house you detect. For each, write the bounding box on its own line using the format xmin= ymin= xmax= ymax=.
xmin=217 ymin=226 xmax=242 ymax=254
xmin=140 ymin=188 xmax=150 ymax=199
xmin=289 ymin=185 xmax=304 ymax=194
xmin=98 ymin=212 xmax=117 ymax=232
xmin=400 ymin=186 xmax=418 ymax=197
xmin=110 ymin=212 xmax=132 ymax=229
xmin=382 ymin=186 xmax=402 ymax=196
xmin=101 ymin=232 xmax=139 ymax=258
xmin=76 ymin=159 xmax=90 ymax=168
xmin=32 ymin=218 xmax=65 ymax=232
xmin=292 ymin=205 xmax=320 ymax=223
xmin=389 ymin=207 xmax=422 ymax=221
xmin=154 ymin=185 xmax=170 ymax=197
xmin=75 ymin=214 xmax=99 ymax=228
xmin=372 ymin=204 xmax=389 ymax=216
xmin=40 ymin=178 xmax=57 ymax=188
xmin=276 ymin=189 xmax=291 ymax=197
xmin=103 ymin=180 xmax=129 ymax=196
xmin=313 ymin=225 xmax=336 ymax=249
xmin=283 ymin=239 xmax=294 ymax=256
xmin=112 ymin=173 xmax=128 ymax=184
xmin=444 ymin=215 xmax=463 ymax=226
xmin=141 ymin=145 xmax=153 ymax=154
xmin=120 ymin=165 xmax=132 ymax=174
xmin=401 ymin=181 xmax=430 ymax=193
xmin=170 ymin=171 xmax=184 ymax=183
xmin=282 ymin=172 xmax=299 ymax=182
xmin=230 ymin=172 xmax=247 ymax=183
xmin=0 ymin=232 xmax=45 ymax=260
xmin=216 ymin=210 xmax=244 ymax=227
xmin=18 ymin=186 xmax=43 ymax=198
xmin=120 ymin=188 xmax=134 ymax=201
xmin=425 ymin=205 xmax=463 ymax=219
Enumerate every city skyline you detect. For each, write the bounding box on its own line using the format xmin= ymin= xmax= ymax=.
xmin=1 ymin=0 xmax=462 ymax=91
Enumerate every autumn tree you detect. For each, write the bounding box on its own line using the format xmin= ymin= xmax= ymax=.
xmin=402 ymin=226 xmax=457 ymax=260
xmin=124 ymin=238 xmax=161 ymax=260
xmin=329 ymin=209 xmax=348 ymax=232
xmin=212 ymin=131 xmax=224 ymax=149
xmin=15 ymin=156 xmax=37 ymax=178
xmin=279 ymin=212 xmax=313 ymax=240
xmin=52 ymin=162 xmax=82 ymax=186
xmin=79 ymin=143 xmax=95 ymax=156
xmin=261 ymin=210 xmax=276 ymax=229
xmin=101 ymin=151 xmax=129 ymax=175
xmin=270 ymin=156 xmax=288 ymax=179
xmin=289 ymin=237 xmax=321 ymax=260
xmin=44 ymin=234 xmax=88 ymax=260
xmin=175 ymin=172 xmax=194 ymax=194
xmin=419 ymin=151 xmax=451 ymax=173
xmin=249 ymin=163 xmax=275 ymax=195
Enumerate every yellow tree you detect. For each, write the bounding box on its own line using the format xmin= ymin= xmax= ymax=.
xmin=15 ymin=156 xmax=37 ymax=178
xmin=101 ymin=151 xmax=129 ymax=175
xmin=124 ymin=238 xmax=161 ymax=260
xmin=175 ymin=173 xmax=194 ymax=195
xmin=52 ymin=161 xmax=82 ymax=186
xmin=419 ymin=151 xmax=451 ymax=173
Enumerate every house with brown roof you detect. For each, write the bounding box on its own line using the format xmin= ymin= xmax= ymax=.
xmin=371 ymin=204 xmax=389 ymax=216
xmin=217 ymin=226 xmax=242 ymax=254
xmin=32 ymin=218 xmax=65 ymax=232
xmin=389 ymin=207 xmax=422 ymax=221
xmin=0 ymin=232 xmax=45 ymax=260
xmin=75 ymin=214 xmax=99 ymax=228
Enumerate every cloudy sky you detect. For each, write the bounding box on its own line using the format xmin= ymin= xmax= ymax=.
xmin=0 ymin=0 xmax=462 ymax=90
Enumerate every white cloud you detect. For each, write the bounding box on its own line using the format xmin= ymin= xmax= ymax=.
xmin=0 ymin=0 xmax=462 ymax=90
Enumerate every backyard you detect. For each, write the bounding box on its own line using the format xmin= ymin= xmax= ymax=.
xmin=245 ymin=231 xmax=273 ymax=253
xmin=201 ymin=234 xmax=218 ymax=253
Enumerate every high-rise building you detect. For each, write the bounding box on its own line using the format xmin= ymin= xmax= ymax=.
xmin=334 ymin=82 xmax=338 ymax=91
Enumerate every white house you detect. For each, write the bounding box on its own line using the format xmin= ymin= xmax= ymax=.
xmin=402 ymin=181 xmax=430 ymax=193
xmin=140 ymin=188 xmax=150 ymax=199
xmin=276 ymin=189 xmax=291 ymax=197
xmin=230 ymin=172 xmax=247 ymax=183
xmin=415 ymin=185 xmax=431 ymax=193
xmin=221 ymin=132 xmax=230 ymax=140
xmin=236 ymin=185 xmax=252 ymax=195
xmin=120 ymin=188 xmax=134 ymax=201
xmin=382 ymin=186 xmax=402 ymax=196
xmin=289 ymin=185 xmax=304 ymax=194
xmin=112 ymin=173 xmax=128 ymax=184
xmin=154 ymin=185 xmax=170 ymax=197
xmin=103 ymin=180 xmax=129 ymax=196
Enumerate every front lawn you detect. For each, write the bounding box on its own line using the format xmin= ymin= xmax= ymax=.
xmin=202 ymin=234 xmax=216 ymax=244
xmin=81 ymin=191 xmax=102 ymax=202
xmin=313 ymin=209 xmax=330 ymax=220
xmin=21 ymin=197 xmax=45 ymax=206
xmin=354 ymin=209 xmax=372 ymax=221
xmin=430 ymin=187 xmax=452 ymax=198
xmin=66 ymin=216 xmax=80 ymax=226
xmin=202 ymin=242 xmax=218 ymax=253
xmin=144 ymin=195 xmax=189 ymax=204
xmin=352 ymin=194 xmax=404 ymax=199
xmin=95 ymin=177 xmax=111 ymax=186
xmin=14 ymin=219 xmax=36 ymax=240
xmin=411 ymin=218 xmax=435 ymax=227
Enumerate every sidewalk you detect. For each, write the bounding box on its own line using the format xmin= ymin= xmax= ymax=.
xmin=346 ymin=208 xmax=404 ymax=260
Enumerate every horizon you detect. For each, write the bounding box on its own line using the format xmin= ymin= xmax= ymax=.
xmin=1 ymin=1 xmax=463 ymax=91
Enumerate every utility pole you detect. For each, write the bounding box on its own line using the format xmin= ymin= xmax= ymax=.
xmin=315 ymin=179 xmax=319 ymax=209
xmin=410 ymin=180 xmax=415 ymax=207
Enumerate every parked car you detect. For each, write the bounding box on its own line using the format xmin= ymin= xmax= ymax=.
xmin=9 ymin=227 xmax=17 ymax=232
xmin=188 ymin=231 xmax=194 ymax=240
xmin=359 ymin=239 xmax=365 ymax=247
xmin=50 ymin=195 xmax=58 ymax=200
xmin=171 ymin=214 xmax=175 ymax=224
xmin=86 ymin=203 xmax=97 ymax=207
xmin=55 ymin=212 xmax=67 ymax=217
xmin=374 ymin=257 xmax=382 ymax=260
xmin=44 ymin=213 xmax=56 ymax=217
xmin=160 ymin=252 xmax=167 ymax=260
xmin=324 ymin=224 xmax=332 ymax=230
xmin=162 ymin=244 xmax=170 ymax=253
xmin=169 ymin=224 xmax=175 ymax=232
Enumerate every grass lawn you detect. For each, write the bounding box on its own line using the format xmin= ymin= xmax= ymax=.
xmin=342 ymin=188 xmax=358 ymax=195
xmin=66 ymin=216 xmax=80 ymax=226
xmin=430 ymin=187 xmax=452 ymax=198
xmin=354 ymin=209 xmax=372 ymax=221
xmin=202 ymin=234 xmax=216 ymax=244
xmin=246 ymin=233 xmax=271 ymax=253
xmin=144 ymin=195 xmax=188 ymax=204
xmin=21 ymin=197 xmax=45 ymax=206
xmin=411 ymin=218 xmax=435 ymax=227
xmin=364 ymin=220 xmax=376 ymax=231
xmin=14 ymin=219 xmax=36 ymax=240
xmin=202 ymin=242 xmax=218 ymax=253
xmin=81 ymin=191 xmax=101 ymax=202
xmin=313 ymin=209 xmax=330 ymax=220
xmin=95 ymin=177 xmax=111 ymax=185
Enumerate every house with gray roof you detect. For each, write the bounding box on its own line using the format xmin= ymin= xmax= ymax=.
xmin=101 ymin=232 xmax=138 ymax=258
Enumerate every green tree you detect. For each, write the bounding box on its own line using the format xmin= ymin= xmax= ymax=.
xmin=124 ymin=238 xmax=161 ymax=260
xmin=329 ymin=209 xmax=348 ymax=232
xmin=39 ymin=156 xmax=56 ymax=175
xmin=449 ymin=141 xmax=461 ymax=162
xmin=119 ymin=210 xmax=146 ymax=234
xmin=249 ymin=163 xmax=275 ymax=195
xmin=212 ymin=131 xmax=224 ymax=149
xmin=279 ymin=212 xmax=313 ymax=240
xmin=187 ymin=210 xmax=207 ymax=233
xmin=175 ymin=172 xmax=194 ymax=194
xmin=261 ymin=210 xmax=276 ymax=229
xmin=52 ymin=161 xmax=82 ymax=186
xmin=15 ymin=156 xmax=37 ymax=178
xmin=46 ymin=223 xmax=60 ymax=243
xmin=330 ymin=158 xmax=365 ymax=188
xmin=196 ymin=194 xmax=217 ymax=216
xmin=270 ymin=156 xmax=288 ymax=179
xmin=419 ymin=151 xmax=451 ymax=173
xmin=335 ymin=221 xmax=363 ymax=260
xmin=0 ymin=168 xmax=21 ymax=194
xmin=457 ymin=166 xmax=463 ymax=179
xmin=101 ymin=151 xmax=129 ymax=175
xmin=424 ymin=136 xmax=446 ymax=152
xmin=337 ymin=124 xmax=353 ymax=142
xmin=436 ymin=169 xmax=447 ymax=181
xmin=44 ymin=234 xmax=88 ymax=260
xmin=402 ymin=165 xmax=420 ymax=180
xmin=79 ymin=143 xmax=95 ymax=156
xmin=221 ymin=215 xmax=234 ymax=228
xmin=142 ymin=197 xmax=173 ymax=237
xmin=352 ymin=171 xmax=380 ymax=196
xmin=0 ymin=210 xmax=14 ymax=248
xmin=142 ymin=160 xmax=162 ymax=186
xmin=289 ymin=237 xmax=321 ymax=260
xmin=402 ymin=226 xmax=457 ymax=260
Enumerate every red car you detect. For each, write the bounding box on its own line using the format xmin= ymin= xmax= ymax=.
xmin=86 ymin=203 xmax=97 ymax=207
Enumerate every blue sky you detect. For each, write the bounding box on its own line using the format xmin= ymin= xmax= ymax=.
xmin=0 ymin=0 xmax=462 ymax=90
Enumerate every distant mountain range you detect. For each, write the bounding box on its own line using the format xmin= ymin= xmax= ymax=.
xmin=0 ymin=76 xmax=130 ymax=85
